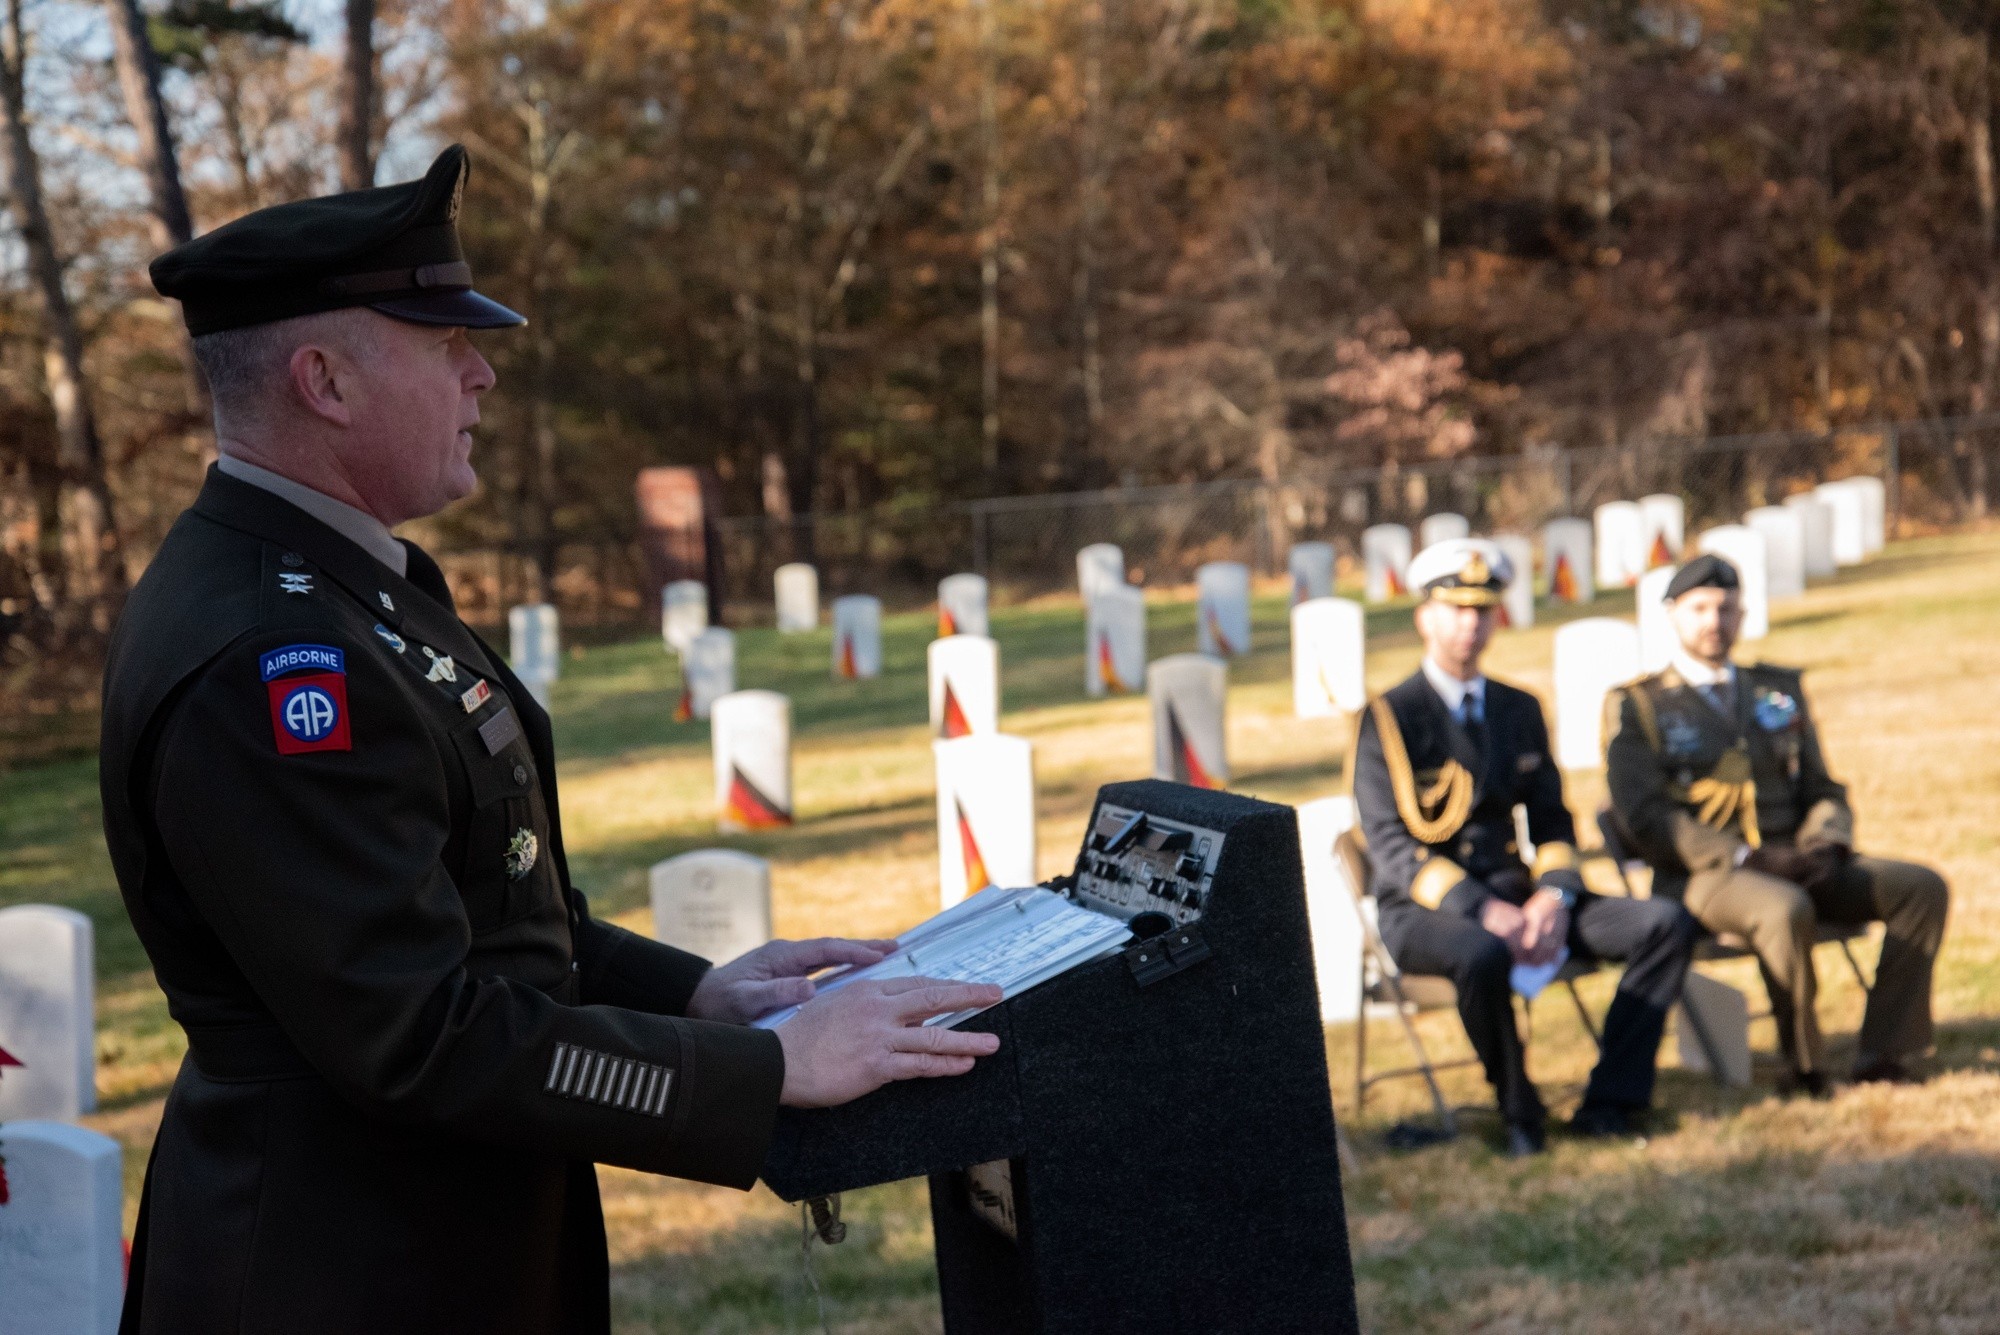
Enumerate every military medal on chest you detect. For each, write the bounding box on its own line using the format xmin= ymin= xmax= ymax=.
xmin=504 ymin=827 xmax=539 ymax=880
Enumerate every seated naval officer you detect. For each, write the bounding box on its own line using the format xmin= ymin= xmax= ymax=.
xmin=1351 ymin=538 xmax=1698 ymax=1154
xmin=1604 ymin=554 xmax=1948 ymax=1097
xmin=102 ymin=147 xmax=1004 ymax=1335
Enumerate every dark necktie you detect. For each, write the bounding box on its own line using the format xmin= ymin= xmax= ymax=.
xmin=1703 ymin=679 xmax=1734 ymax=719
xmin=1460 ymin=692 xmax=1486 ymax=754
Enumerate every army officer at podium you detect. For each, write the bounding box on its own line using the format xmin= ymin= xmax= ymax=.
xmin=1350 ymin=539 xmax=1698 ymax=1154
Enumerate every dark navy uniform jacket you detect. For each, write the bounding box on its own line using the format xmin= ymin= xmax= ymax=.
xmin=100 ymin=468 xmax=784 ymax=1334
xmin=1351 ymin=670 xmax=1581 ymax=919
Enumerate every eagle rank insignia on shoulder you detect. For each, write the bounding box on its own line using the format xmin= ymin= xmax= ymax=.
xmin=505 ymin=828 xmax=539 ymax=881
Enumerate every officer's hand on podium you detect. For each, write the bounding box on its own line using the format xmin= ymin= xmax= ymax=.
xmin=776 ymin=977 xmax=1005 ymax=1108
xmin=687 ymin=937 xmax=902 ymax=1026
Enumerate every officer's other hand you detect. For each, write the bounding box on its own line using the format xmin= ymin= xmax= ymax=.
xmin=1519 ymin=890 xmax=1570 ymax=966
xmin=1479 ymin=898 xmax=1527 ymax=957
xmin=687 ymin=937 xmax=900 ymax=1026
xmin=776 ymin=977 xmax=1004 ymax=1108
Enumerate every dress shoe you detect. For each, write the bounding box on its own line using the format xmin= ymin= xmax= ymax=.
xmin=1505 ymin=1119 xmax=1546 ymax=1157
xmin=1777 ymin=1068 xmax=1832 ymax=1100
xmin=1569 ymin=1103 xmax=1643 ymax=1140
xmin=1851 ymin=1058 xmax=1922 ymax=1086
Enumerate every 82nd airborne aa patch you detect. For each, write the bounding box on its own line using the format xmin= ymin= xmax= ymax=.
xmin=262 ymin=643 xmax=353 ymax=755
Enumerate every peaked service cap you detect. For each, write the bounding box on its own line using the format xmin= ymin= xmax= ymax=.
xmin=150 ymin=145 xmax=525 ymax=336
xmin=1409 ymin=538 xmax=1512 ymax=607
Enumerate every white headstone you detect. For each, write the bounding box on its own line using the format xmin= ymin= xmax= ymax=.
xmin=929 ymin=634 xmax=1000 ymax=738
xmin=1296 ymin=796 xmax=1362 ymax=1023
xmin=661 ymin=580 xmax=709 ymax=653
xmin=1745 ymin=506 xmax=1806 ymax=600
xmin=1639 ymin=493 xmax=1685 ymax=569
xmin=1637 ymin=565 xmax=1679 ymax=673
xmin=683 ymin=627 xmax=736 ymax=721
xmin=1494 ymin=534 xmax=1535 ymax=630
xmin=649 ymin=850 xmax=773 ymax=965
xmin=1417 ymin=512 xmax=1469 ymax=549
xmin=1148 ymin=654 xmax=1229 ymax=787
xmin=1287 ymin=542 xmax=1334 ymax=606
xmin=830 ymin=594 xmax=883 ymax=680
xmin=1195 ymin=561 xmax=1252 ymax=658
xmin=1848 ymin=476 xmax=1887 ymax=552
xmin=1085 ymin=583 xmax=1147 ymax=697
xmin=1593 ymin=501 xmax=1646 ymax=588
xmin=1291 ymin=598 xmax=1365 ymax=718
xmin=1553 ymin=618 xmax=1641 ymax=770
xmin=0 ymin=905 xmax=94 ymax=1121
xmin=0 ymin=1121 xmax=123 ymax=1335
xmin=774 ymin=563 xmax=819 ymax=633
xmin=937 ymin=573 xmax=989 ymax=639
xmin=1542 ymin=516 xmax=1596 ymax=603
xmin=1814 ymin=481 xmax=1868 ymax=566
xmin=1696 ymin=524 xmax=1770 ymax=640
xmin=1076 ymin=543 xmax=1125 ymax=605
xmin=934 ymin=734 xmax=1037 ymax=908
xmin=1361 ymin=524 xmax=1412 ymax=603
xmin=1783 ymin=493 xmax=1837 ymax=578
xmin=711 ymin=690 xmax=793 ymax=831
xmin=508 ymin=603 xmax=560 ymax=687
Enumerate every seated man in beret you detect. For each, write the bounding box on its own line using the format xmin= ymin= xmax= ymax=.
xmin=1605 ymin=554 xmax=1949 ymax=1096
xmin=1351 ymin=539 xmax=1699 ymax=1154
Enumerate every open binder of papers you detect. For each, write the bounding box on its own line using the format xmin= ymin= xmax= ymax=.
xmin=751 ymin=887 xmax=1133 ymax=1030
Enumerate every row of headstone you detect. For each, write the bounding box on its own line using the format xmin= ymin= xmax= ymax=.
xmin=507 ymin=602 xmax=560 ymax=707
xmin=712 ymin=689 xmax=794 ymax=831
xmin=0 ymin=904 xmax=95 ymax=1123
xmin=1148 ymin=654 xmax=1229 ymax=789
xmin=936 ymin=734 xmax=1038 ymax=907
xmin=938 ymin=573 xmax=989 ymax=638
xmin=1195 ymin=562 xmax=1251 ymax=657
xmin=776 ymin=562 xmax=819 ymax=632
xmin=1086 ymin=582 xmax=1147 ymax=697
xmin=0 ymin=1120 xmax=125 ymax=1335
xmin=831 ymin=594 xmax=883 ymax=680
xmin=929 ymin=635 xmax=1000 ymax=738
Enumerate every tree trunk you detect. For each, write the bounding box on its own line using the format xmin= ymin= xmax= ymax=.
xmin=978 ymin=0 xmax=1002 ymax=482
xmin=103 ymin=0 xmax=208 ymax=417
xmin=1073 ymin=0 xmax=1106 ymax=461
xmin=1970 ymin=32 xmax=1996 ymax=517
xmin=338 ymin=0 xmax=376 ymax=190
xmin=0 ymin=0 xmax=126 ymax=632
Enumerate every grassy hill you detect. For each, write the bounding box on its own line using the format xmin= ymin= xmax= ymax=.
xmin=8 ymin=529 xmax=1999 ymax=1332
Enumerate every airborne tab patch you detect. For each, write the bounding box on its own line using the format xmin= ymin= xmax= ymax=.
xmin=263 ymin=643 xmax=352 ymax=755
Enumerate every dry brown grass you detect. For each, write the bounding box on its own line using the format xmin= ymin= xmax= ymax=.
xmin=19 ymin=528 xmax=1997 ymax=1332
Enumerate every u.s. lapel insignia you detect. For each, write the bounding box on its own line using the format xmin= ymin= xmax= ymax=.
xmin=373 ymin=623 xmax=405 ymax=653
xmin=423 ymin=646 xmax=457 ymax=684
xmin=278 ymin=572 xmax=313 ymax=595
xmin=505 ymin=828 xmax=539 ymax=881
xmin=460 ymin=678 xmax=492 ymax=713
xmin=379 ymin=591 xmax=396 ymax=612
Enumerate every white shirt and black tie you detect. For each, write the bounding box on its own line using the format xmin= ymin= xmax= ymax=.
xmin=1422 ymin=656 xmax=1487 ymax=747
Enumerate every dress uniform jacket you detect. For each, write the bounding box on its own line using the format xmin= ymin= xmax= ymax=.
xmin=1604 ymin=662 xmax=1850 ymax=897
xmin=100 ymin=468 xmax=785 ymax=1334
xmin=1351 ymin=670 xmax=1580 ymax=921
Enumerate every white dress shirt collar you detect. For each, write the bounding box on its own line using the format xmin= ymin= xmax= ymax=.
xmin=1421 ymin=656 xmax=1485 ymax=717
xmin=217 ymin=454 xmax=409 ymax=578
xmin=1671 ymin=650 xmax=1735 ymax=691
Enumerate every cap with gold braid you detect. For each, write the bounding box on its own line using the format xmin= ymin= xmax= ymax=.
xmin=1407 ymin=537 xmax=1513 ymax=607
xmin=150 ymin=146 xmax=525 ymax=336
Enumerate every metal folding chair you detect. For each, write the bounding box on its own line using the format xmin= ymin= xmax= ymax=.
xmin=1338 ymin=829 xmax=1602 ymax=1139
xmin=1594 ymin=806 xmax=1874 ymax=1078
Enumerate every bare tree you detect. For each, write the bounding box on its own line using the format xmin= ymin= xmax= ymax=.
xmin=338 ymin=0 xmax=375 ymax=189
xmin=0 ymin=0 xmax=128 ymax=631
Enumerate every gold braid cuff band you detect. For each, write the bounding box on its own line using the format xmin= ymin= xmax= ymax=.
xmin=1411 ymin=856 xmax=1468 ymax=909
xmin=1531 ymin=842 xmax=1580 ymax=878
xmin=1367 ymin=697 xmax=1475 ymax=844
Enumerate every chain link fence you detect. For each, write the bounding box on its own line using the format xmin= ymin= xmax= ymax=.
xmin=435 ymin=414 xmax=2000 ymax=631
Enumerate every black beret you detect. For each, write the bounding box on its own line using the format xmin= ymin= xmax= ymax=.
xmin=150 ymin=146 xmax=524 ymax=336
xmin=1664 ymin=553 xmax=1740 ymax=600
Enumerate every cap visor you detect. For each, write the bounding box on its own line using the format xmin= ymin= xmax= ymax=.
xmin=370 ymin=288 xmax=525 ymax=329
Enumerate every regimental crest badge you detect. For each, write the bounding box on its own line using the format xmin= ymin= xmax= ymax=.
xmin=423 ymin=646 xmax=457 ymax=684
xmin=1663 ymin=715 xmax=1705 ymax=758
xmin=505 ymin=828 xmax=539 ymax=881
xmin=374 ymin=623 xmax=405 ymax=653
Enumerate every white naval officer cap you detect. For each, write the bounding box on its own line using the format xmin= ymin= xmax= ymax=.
xmin=1407 ymin=537 xmax=1512 ymax=607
